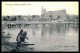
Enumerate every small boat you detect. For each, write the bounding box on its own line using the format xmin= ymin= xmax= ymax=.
xmin=20 ymin=42 xmax=35 ymax=46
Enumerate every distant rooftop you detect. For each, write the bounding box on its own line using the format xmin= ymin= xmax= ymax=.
xmin=47 ymin=9 xmax=66 ymax=13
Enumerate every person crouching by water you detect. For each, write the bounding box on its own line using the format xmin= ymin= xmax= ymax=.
xmin=16 ymin=29 xmax=23 ymax=50
xmin=20 ymin=31 xmax=29 ymax=42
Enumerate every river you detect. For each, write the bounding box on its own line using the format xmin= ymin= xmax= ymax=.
xmin=3 ymin=23 xmax=79 ymax=51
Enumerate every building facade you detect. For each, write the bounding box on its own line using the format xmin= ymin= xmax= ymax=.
xmin=41 ymin=7 xmax=67 ymax=22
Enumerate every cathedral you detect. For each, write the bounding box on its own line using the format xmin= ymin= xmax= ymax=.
xmin=41 ymin=7 xmax=67 ymax=21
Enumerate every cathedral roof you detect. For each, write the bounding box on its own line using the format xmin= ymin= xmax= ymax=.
xmin=47 ymin=9 xmax=66 ymax=13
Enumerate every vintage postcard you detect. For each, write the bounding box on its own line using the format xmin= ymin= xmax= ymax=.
xmin=1 ymin=1 xmax=79 ymax=52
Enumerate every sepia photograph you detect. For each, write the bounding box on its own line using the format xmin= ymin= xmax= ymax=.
xmin=1 ymin=1 xmax=79 ymax=52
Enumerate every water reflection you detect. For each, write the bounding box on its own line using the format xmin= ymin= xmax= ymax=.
xmin=3 ymin=23 xmax=78 ymax=41
xmin=41 ymin=23 xmax=67 ymax=37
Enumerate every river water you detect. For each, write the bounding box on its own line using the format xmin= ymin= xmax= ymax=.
xmin=3 ymin=23 xmax=79 ymax=51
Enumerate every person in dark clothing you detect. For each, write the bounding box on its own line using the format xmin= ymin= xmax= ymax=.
xmin=20 ymin=31 xmax=28 ymax=42
xmin=16 ymin=29 xmax=23 ymax=51
xmin=16 ymin=29 xmax=23 ymax=42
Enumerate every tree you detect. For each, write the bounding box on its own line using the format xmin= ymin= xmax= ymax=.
xmin=3 ymin=17 xmax=7 ymax=21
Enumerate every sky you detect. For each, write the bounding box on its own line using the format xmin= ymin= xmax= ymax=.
xmin=2 ymin=1 xmax=79 ymax=16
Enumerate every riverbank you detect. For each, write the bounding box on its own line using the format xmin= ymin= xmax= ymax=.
xmin=1 ymin=42 xmax=34 ymax=52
